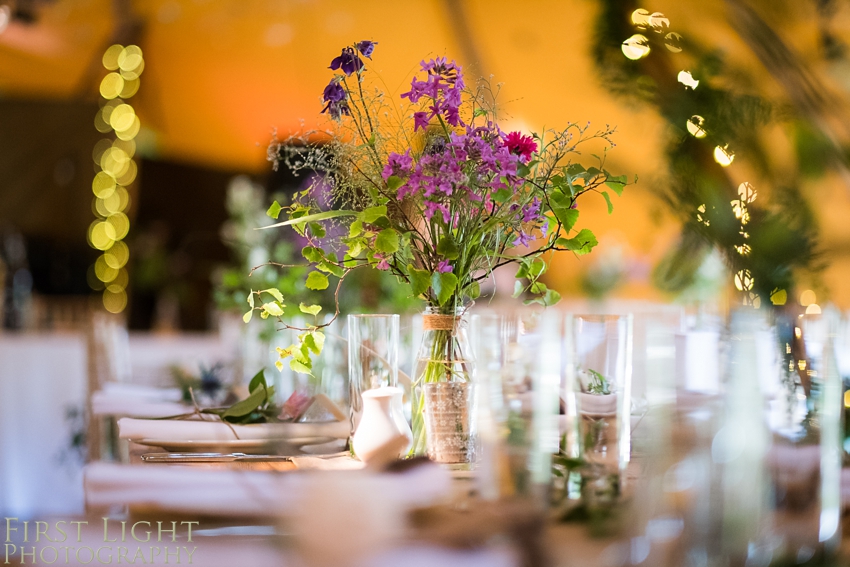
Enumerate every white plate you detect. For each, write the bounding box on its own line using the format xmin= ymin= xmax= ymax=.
xmin=134 ymin=436 xmax=337 ymax=453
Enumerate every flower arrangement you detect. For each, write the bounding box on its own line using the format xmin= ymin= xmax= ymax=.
xmin=248 ymin=40 xmax=631 ymax=455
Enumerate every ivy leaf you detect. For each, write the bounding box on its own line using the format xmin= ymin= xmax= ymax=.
xmin=431 ymin=271 xmax=458 ymax=306
xmin=266 ymin=201 xmax=282 ymax=220
xmin=306 ymin=271 xmax=330 ymax=290
xmin=304 ymin=331 xmax=325 ymax=355
xmin=349 ymin=220 xmax=363 ymax=238
xmin=262 ymin=288 xmax=284 ymax=303
xmin=552 ymin=207 xmax=579 ymax=232
xmin=408 ymin=265 xmax=431 ymax=297
xmin=601 ymin=191 xmax=614 ymax=214
xmin=243 ymin=310 xmax=253 ymax=323
xmin=375 ymin=228 xmax=399 ymax=253
xmin=436 ymin=235 xmax=459 ymax=260
xmin=361 ymin=205 xmax=387 ymax=224
xmin=262 ymin=302 xmax=284 ymax=317
xmin=556 ymin=229 xmax=598 ymax=255
xmin=386 ymin=175 xmax=404 ymax=192
xmin=512 ymin=280 xmax=525 ymax=298
xmin=299 ymin=303 xmax=322 ymax=316
xmin=290 ymin=359 xmax=312 ymax=375
xmin=308 ymin=222 xmax=326 ymax=238
xmin=302 ymin=246 xmax=325 ymax=263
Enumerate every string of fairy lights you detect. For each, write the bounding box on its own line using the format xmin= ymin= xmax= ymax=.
xmin=87 ymin=44 xmax=144 ymax=314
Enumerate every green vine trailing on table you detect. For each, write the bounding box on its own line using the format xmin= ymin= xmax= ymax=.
xmin=244 ymin=40 xmax=631 ymax=450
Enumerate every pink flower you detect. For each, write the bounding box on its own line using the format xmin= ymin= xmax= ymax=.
xmin=381 ymin=150 xmax=413 ymax=181
xmin=375 ymin=254 xmax=390 ymax=270
xmin=504 ymin=131 xmax=537 ymax=163
xmin=436 ymin=260 xmax=453 ymax=273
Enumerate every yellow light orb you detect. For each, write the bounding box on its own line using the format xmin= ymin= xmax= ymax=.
xmin=631 ymin=8 xmax=650 ymax=27
xmin=118 ymin=45 xmax=143 ymax=72
xmin=116 ymin=160 xmax=138 ymax=185
xmin=102 ymin=44 xmax=124 ymax=70
xmin=738 ymin=182 xmax=757 ymax=203
xmin=119 ymin=77 xmax=140 ymax=99
xmin=103 ymin=288 xmax=128 ymax=314
xmin=800 ymin=289 xmax=816 ymax=306
xmin=115 ymin=116 xmax=141 ymax=141
xmin=622 ymin=34 xmax=650 ymax=60
xmin=105 ymin=241 xmax=130 ymax=269
xmin=734 ymin=269 xmax=754 ymax=291
xmin=112 ymin=268 xmax=129 ymax=289
xmin=686 ymin=115 xmax=706 ymax=138
xmin=113 ymin=139 xmax=136 ymax=159
xmin=714 ymin=145 xmax=734 ymax=166
xmin=89 ymin=221 xmax=117 ymax=250
xmin=92 ymin=171 xmax=116 ymax=198
xmin=107 ymin=213 xmax=130 ymax=240
xmin=805 ymin=303 xmax=822 ymax=315
xmin=109 ymin=104 xmax=136 ymax=132
xmin=678 ymin=70 xmax=699 ymax=89
xmin=99 ymin=73 xmax=125 ymax=100
xmin=95 ymin=254 xmax=119 ymax=282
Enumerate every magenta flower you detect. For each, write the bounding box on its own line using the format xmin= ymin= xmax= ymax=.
xmin=329 ymin=47 xmax=363 ymax=75
xmin=356 ymin=41 xmax=377 ymax=59
xmin=413 ymin=111 xmax=430 ymax=132
xmin=436 ymin=260 xmax=453 ymax=273
xmin=424 ymin=201 xmax=451 ymax=223
xmin=382 ymin=150 xmax=413 ymax=181
xmin=504 ymin=132 xmax=537 ymax=163
xmin=374 ymin=254 xmax=390 ymax=270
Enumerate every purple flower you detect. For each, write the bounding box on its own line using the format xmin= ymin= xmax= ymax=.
xmin=356 ymin=40 xmax=377 ymax=59
xmin=382 ymin=150 xmax=414 ymax=181
xmin=512 ymin=231 xmax=534 ymax=247
xmin=375 ymin=254 xmax=390 ymax=271
xmin=329 ymin=47 xmax=363 ymax=75
xmin=521 ymin=198 xmax=542 ymax=223
xmin=413 ymin=111 xmax=431 ymax=132
xmin=424 ymin=201 xmax=451 ymax=223
xmin=436 ymin=260 xmax=453 ymax=273
xmin=321 ymin=79 xmax=349 ymax=119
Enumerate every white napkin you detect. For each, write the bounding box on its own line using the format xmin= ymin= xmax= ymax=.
xmin=84 ymin=461 xmax=452 ymax=518
xmin=92 ymin=392 xmax=188 ymax=418
xmin=578 ymin=392 xmax=618 ymax=416
xmin=291 ymin=456 xmax=365 ymax=471
xmin=117 ymin=417 xmax=350 ymax=441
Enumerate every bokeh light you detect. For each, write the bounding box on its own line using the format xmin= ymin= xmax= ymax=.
xmin=622 ymin=34 xmax=650 ymax=60
xmin=677 ymin=70 xmax=699 ymax=89
xmin=800 ymin=289 xmax=816 ymax=306
xmin=713 ymin=145 xmax=734 ymax=166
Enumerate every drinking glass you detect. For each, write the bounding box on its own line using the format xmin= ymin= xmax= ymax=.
xmin=566 ymin=314 xmax=634 ymax=503
xmin=473 ymin=309 xmax=561 ymax=504
xmin=347 ymin=314 xmax=400 ymax=435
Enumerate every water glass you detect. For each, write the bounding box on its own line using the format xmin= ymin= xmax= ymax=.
xmin=347 ymin=314 xmax=399 ymax=434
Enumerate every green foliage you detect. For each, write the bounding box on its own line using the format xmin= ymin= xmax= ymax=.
xmin=585 ymin=369 xmax=611 ymax=395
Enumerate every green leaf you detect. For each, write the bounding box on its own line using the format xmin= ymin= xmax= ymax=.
xmin=308 ymin=222 xmax=326 ymax=238
xmin=528 ymin=258 xmax=547 ymax=277
xmin=304 ymin=331 xmax=325 ymax=355
xmin=222 ymin=387 xmax=266 ymax=419
xmin=556 ymin=228 xmax=598 ymax=256
xmin=242 ymin=310 xmax=253 ymax=323
xmin=290 ymin=359 xmax=312 ymax=375
xmin=431 ymin=271 xmax=458 ymax=306
xmin=306 ymin=271 xmax=330 ymax=290
xmin=601 ymin=191 xmax=614 ymax=214
xmin=262 ymin=288 xmax=284 ymax=303
xmin=386 ymin=175 xmax=404 ymax=192
xmin=512 ymin=280 xmax=525 ymax=298
xmin=467 ymin=281 xmax=481 ymax=300
xmin=318 ymin=261 xmax=345 ymax=277
xmin=492 ymin=188 xmax=511 ymax=203
xmin=375 ymin=228 xmax=399 ymax=253
xmin=266 ymin=200 xmax=282 ymax=220
xmin=516 ymin=162 xmax=530 ymax=177
xmin=361 ymin=205 xmax=387 ymax=224
xmin=258 ymin=209 xmax=357 ymax=230
xmin=543 ymin=289 xmax=561 ymax=306
xmin=299 ymin=303 xmax=322 ymax=316
xmin=348 ymin=241 xmax=363 ymax=258
xmin=349 ymin=220 xmax=363 ymax=238
xmin=247 ymin=292 xmax=255 ymax=309
xmin=436 ymin=235 xmax=459 ymax=260
xmin=302 ymin=246 xmax=325 ymax=263
xmin=261 ymin=302 xmax=283 ymax=317
xmin=552 ymin=207 xmax=579 ymax=232
xmin=248 ymin=370 xmax=267 ymax=394
xmin=605 ymin=175 xmax=628 ymax=196
xmin=408 ymin=265 xmax=431 ymax=297
xmin=566 ymin=163 xmax=586 ymax=176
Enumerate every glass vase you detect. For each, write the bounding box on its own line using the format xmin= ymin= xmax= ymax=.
xmin=410 ymin=306 xmax=474 ymax=460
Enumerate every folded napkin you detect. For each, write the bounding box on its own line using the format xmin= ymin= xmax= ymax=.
xmin=84 ymin=460 xmax=452 ymax=518
xmin=101 ymin=382 xmax=184 ymax=400
xmin=92 ymin=391 xmax=188 ymax=418
xmin=291 ymin=455 xmax=365 ymax=471
xmin=578 ymin=392 xmax=618 ymax=416
xmin=118 ymin=417 xmax=350 ymax=441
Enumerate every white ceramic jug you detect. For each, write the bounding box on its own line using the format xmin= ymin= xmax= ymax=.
xmin=352 ymin=386 xmax=413 ymax=463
